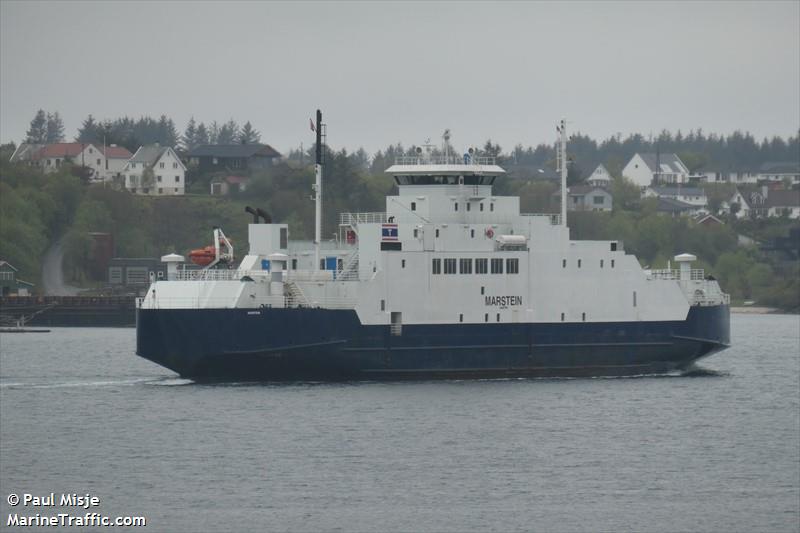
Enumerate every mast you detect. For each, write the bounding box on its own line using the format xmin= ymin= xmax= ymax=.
xmin=314 ymin=109 xmax=323 ymax=270
xmin=559 ymin=118 xmax=567 ymax=226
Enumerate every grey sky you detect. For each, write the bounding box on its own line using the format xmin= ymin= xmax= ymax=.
xmin=1 ymin=1 xmax=798 ymax=155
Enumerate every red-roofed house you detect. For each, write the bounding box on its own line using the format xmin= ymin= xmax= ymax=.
xmin=211 ymin=175 xmax=250 ymax=195
xmin=31 ymin=142 xmax=106 ymax=180
xmin=101 ymin=144 xmax=133 ymax=182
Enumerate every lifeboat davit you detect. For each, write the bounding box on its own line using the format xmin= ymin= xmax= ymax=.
xmin=188 ymin=246 xmax=217 ymax=267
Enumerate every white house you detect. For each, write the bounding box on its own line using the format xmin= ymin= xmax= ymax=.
xmin=123 ymin=144 xmax=186 ymax=196
xmin=101 ymin=145 xmax=134 ymax=182
xmin=720 ymin=189 xmax=753 ymax=219
xmin=585 ymin=164 xmax=613 ymax=188
xmin=643 ymin=186 xmax=708 ymax=208
xmin=553 ymin=185 xmax=613 ymax=212
xmin=29 ymin=142 xmax=106 ymax=179
xmin=622 ymin=153 xmax=690 ymax=187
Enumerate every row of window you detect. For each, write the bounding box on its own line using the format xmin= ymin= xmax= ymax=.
xmin=562 ymin=258 xmax=615 ymax=268
xmin=129 ymin=188 xmax=182 ymax=194
xmin=432 ymin=258 xmax=519 ymax=275
xmin=129 ymin=175 xmax=181 ymax=183
xmin=409 ymin=201 xmax=495 ymax=213
xmin=157 ymin=162 xmax=180 ymax=169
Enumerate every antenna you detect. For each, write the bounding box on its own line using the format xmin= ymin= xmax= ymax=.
xmin=443 ymin=129 xmax=451 ymax=161
xmin=558 ymin=119 xmax=567 ymax=227
xmin=314 ymin=109 xmax=324 ymax=270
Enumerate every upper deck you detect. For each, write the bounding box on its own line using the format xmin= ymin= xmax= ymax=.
xmin=386 ymin=155 xmax=506 ymax=181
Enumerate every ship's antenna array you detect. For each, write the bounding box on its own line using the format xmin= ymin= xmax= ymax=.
xmin=313 ymin=109 xmax=324 ymax=270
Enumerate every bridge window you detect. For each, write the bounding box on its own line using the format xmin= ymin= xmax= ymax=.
xmin=459 ymin=258 xmax=472 ymax=274
xmin=475 ymin=259 xmax=488 ymax=274
xmin=432 ymin=258 xmax=441 ymax=274
xmin=491 ymin=258 xmax=503 ymax=274
xmin=506 ymin=258 xmax=519 ymax=274
xmin=444 ymin=258 xmax=457 ymax=274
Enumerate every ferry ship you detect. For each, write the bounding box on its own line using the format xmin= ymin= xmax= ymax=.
xmin=136 ymin=112 xmax=730 ymax=380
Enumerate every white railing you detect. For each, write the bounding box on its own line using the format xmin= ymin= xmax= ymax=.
xmin=394 ymin=155 xmax=496 ymax=166
xmin=175 ymin=269 xmax=268 ymax=281
xmin=521 ymin=213 xmax=561 ymax=225
xmin=339 ymin=212 xmax=389 ymax=226
xmin=139 ymin=294 xmax=357 ymax=310
xmin=647 ymin=269 xmax=706 ymax=281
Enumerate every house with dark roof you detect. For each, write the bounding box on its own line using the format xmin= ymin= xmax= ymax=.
xmin=622 ymin=153 xmax=690 ymax=187
xmin=584 ymin=164 xmax=613 ymax=188
xmin=764 ymin=189 xmax=800 ymax=219
xmin=0 ymin=260 xmax=34 ymax=296
xmin=188 ymin=144 xmax=281 ymax=173
xmin=552 ymin=185 xmax=613 ymax=212
xmin=757 ymin=161 xmax=800 ymax=185
xmin=122 ymin=144 xmax=186 ymax=196
xmin=655 ymin=197 xmax=702 ymax=217
xmin=643 ymin=186 xmax=708 ymax=208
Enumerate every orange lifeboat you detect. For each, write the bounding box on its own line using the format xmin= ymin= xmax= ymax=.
xmin=188 ymin=245 xmax=217 ymax=266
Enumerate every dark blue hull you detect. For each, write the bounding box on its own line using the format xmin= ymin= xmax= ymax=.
xmin=135 ymin=305 xmax=730 ymax=381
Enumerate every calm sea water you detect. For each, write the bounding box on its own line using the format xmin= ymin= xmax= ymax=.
xmin=1 ymin=314 xmax=798 ymax=532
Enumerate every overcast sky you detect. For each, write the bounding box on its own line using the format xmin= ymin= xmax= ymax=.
xmin=1 ymin=1 xmax=798 ymax=155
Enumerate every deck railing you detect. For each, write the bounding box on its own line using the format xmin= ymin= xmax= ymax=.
xmin=339 ymin=212 xmax=389 ymax=226
xmin=394 ymin=155 xmax=496 ymax=166
xmin=647 ymin=269 xmax=706 ymax=281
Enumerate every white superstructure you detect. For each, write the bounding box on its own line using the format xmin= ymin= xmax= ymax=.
xmin=140 ymin=143 xmax=728 ymax=331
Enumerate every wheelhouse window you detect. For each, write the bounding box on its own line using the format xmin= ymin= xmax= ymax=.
xmin=475 ymin=258 xmax=488 ymax=274
xmin=444 ymin=258 xmax=457 ymax=274
xmin=506 ymin=258 xmax=519 ymax=274
xmin=393 ymin=175 xmax=496 ymax=186
xmin=459 ymin=258 xmax=472 ymax=274
xmin=491 ymin=258 xmax=503 ymax=274
xmin=432 ymin=258 xmax=441 ymax=274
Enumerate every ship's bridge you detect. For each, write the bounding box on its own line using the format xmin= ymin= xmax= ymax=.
xmin=386 ymin=155 xmax=505 ymax=201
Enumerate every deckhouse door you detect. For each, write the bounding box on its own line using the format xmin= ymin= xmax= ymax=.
xmin=422 ymin=224 xmax=435 ymax=251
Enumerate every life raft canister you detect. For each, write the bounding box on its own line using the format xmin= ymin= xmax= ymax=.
xmin=485 ymin=228 xmax=494 ymax=238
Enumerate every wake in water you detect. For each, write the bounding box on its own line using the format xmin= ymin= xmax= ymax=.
xmin=0 ymin=376 xmax=194 ymax=390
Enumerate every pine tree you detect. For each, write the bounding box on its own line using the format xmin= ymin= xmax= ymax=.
xmin=196 ymin=122 xmax=209 ymax=146
xmin=208 ymin=121 xmax=220 ymax=144
xmin=157 ymin=115 xmax=178 ymax=146
xmin=25 ymin=109 xmax=47 ymax=143
xmin=45 ymin=112 xmax=65 ymax=143
xmin=237 ymin=121 xmax=260 ymax=144
xmin=77 ymin=115 xmax=101 ymax=144
xmin=182 ymin=116 xmax=197 ymax=151
xmin=217 ymin=119 xmax=239 ymax=144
